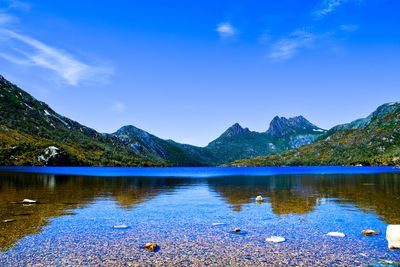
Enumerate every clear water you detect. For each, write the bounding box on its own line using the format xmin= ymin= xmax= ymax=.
xmin=0 ymin=167 xmax=399 ymax=266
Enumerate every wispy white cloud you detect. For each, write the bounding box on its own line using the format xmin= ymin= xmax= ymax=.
xmin=5 ymin=0 xmax=31 ymax=11
xmin=0 ymin=0 xmax=28 ymax=25
xmin=111 ymin=102 xmax=125 ymax=113
xmin=268 ymin=30 xmax=317 ymax=60
xmin=0 ymin=11 xmax=15 ymax=24
xmin=0 ymin=29 xmax=112 ymax=86
xmin=216 ymin=22 xmax=237 ymax=39
xmin=340 ymin=24 xmax=359 ymax=32
xmin=268 ymin=24 xmax=359 ymax=61
xmin=266 ymin=0 xmax=361 ymax=61
xmin=313 ymin=0 xmax=362 ymax=18
xmin=0 ymin=51 xmax=29 ymax=64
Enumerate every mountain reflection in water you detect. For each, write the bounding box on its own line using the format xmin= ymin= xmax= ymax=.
xmin=0 ymin=172 xmax=190 ymax=250
xmin=0 ymin=171 xmax=400 ymax=252
xmin=208 ymin=174 xmax=400 ymax=222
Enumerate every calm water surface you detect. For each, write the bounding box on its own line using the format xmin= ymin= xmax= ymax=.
xmin=0 ymin=167 xmax=400 ymax=266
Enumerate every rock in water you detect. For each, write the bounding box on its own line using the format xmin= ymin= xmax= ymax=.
xmin=22 ymin=199 xmax=36 ymax=204
xmin=143 ymin=243 xmax=157 ymax=252
xmin=255 ymin=195 xmax=263 ymax=203
xmin=265 ymin=236 xmax=286 ymax=243
xmin=233 ymin=228 xmax=241 ymax=233
xmin=112 ymin=224 xmax=129 ymax=229
xmin=327 ymin=232 xmax=345 ymax=237
xmin=387 ymin=225 xmax=400 ymax=250
xmin=362 ymin=229 xmax=379 ymax=236
xmin=212 ymin=223 xmax=225 ymax=226
xmin=378 ymin=260 xmax=400 ymax=266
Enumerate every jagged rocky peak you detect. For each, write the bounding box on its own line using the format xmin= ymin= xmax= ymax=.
xmin=221 ymin=123 xmax=251 ymax=138
xmin=266 ymin=115 xmax=324 ymax=137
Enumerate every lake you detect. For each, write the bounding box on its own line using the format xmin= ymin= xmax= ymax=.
xmin=0 ymin=166 xmax=400 ymax=266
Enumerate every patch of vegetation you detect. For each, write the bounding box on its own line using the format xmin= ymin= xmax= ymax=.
xmin=224 ymin=109 xmax=400 ymax=167
xmin=0 ymin=76 xmax=166 ymax=167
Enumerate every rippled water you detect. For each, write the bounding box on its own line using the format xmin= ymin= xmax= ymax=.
xmin=0 ymin=167 xmax=400 ymax=266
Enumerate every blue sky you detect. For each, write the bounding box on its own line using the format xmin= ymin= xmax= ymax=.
xmin=0 ymin=0 xmax=399 ymax=146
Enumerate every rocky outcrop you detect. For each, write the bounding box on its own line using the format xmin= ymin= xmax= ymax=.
xmin=37 ymin=146 xmax=60 ymax=164
xmin=266 ymin=116 xmax=325 ymax=137
xmin=205 ymin=116 xmax=326 ymax=165
xmin=220 ymin=123 xmax=251 ymax=138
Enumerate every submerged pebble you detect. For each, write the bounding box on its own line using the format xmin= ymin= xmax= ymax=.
xmin=255 ymin=195 xmax=263 ymax=203
xmin=112 ymin=224 xmax=130 ymax=229
xmin=22 ymin=199 xmax=36 ymax=204
xmin=212 ymin=223 xmax=226 ymax=226
xmin=378 ymin=260 xmax=400 ymax=266
xmin=143 ymin=243 xmax=157 ymax=252
xmin=326 ymin=232 xmax=345 ymax=237
xmin=265 ymin=236 xmax=286 ymax=243
xmin=361 ymin=229 xmax=379 ymax=236
xmin=3 ymin=219 xmax=16 ymax=223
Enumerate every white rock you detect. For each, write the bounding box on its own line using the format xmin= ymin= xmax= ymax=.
xmin=327 ymin=232 xmax=345 ymax=237
xmin=112 ymin=224 xmax=129 ymax=229
xmin=37 ymin=146 xmax=60 ymax=163
xmin=265 ymin=236 xmax=285 ymax=243
xmin=22 ymin=199 xmax=36 ymax=204
xmin=255 ymin=195 xmax=263 ymax=202
xmin=387 ymin=225 xmax=400 ymax=250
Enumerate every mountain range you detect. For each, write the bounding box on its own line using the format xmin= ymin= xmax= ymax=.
xmin=1 ymin=74 xmax=399 ymax=167
xmin=226 ymin=102 xmax=400 ymax=166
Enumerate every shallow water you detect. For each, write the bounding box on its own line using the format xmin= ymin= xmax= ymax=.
xmin=0 ymin=167 xmax=399 ymax=266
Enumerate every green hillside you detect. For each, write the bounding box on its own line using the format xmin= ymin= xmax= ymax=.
xmin=0 ymin=75 xmax=165 ymax=166
xmin=5 ymin=74 xmax=397 ymax=167
xmin=225 ymin=103 xmax=400 ymax=167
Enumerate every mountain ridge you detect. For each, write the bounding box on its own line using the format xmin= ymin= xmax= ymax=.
xmin=0 ymin=75 xmax=165 ymax=166
xmin=225 ymin=102 xmax=400 ymax=167
xmin=2 ymin=74 xmax=397 ymax=167
xmin=266 ymin=115 xmax=326 ymax=137
xmin=1 ymin=74 xmax=326 ymax=166
xmin=203 ymin=116 xmax=327 ymax=165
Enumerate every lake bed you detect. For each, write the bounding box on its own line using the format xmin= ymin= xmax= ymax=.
xmin=0 ymin=167 xmax=400 ymax=266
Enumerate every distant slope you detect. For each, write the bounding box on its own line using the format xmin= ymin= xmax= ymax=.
xmin=0 ymin=74 xmax=213 ymax=166
xmin=225 ymin=102 xmax=400 ymax=167
xmin=0 ymin=75 xmax=164 ymax=166
xmin=110 ymin=125 xmax=212 ymax=166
